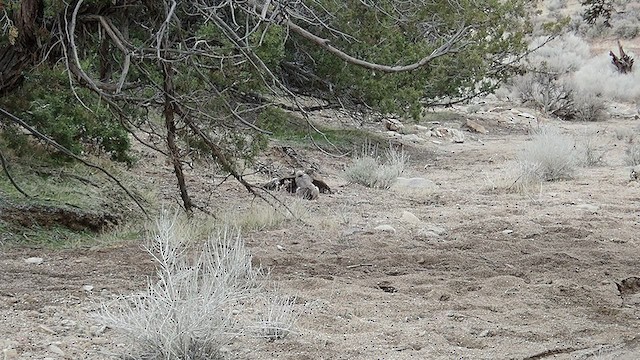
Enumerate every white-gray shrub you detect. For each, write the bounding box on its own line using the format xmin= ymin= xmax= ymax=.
xmin=527 ymin=34 xmax=591 ymax=73
xmin=573 ymin=52 xmax=640 ymax=102
xmin=518 ymin=127 xmax=580 ymax=181
xmin=576 ymin=130 xmax=608 ymax=166
xmin=96 ymin=212 xmax=297 ymax=360
xmin=344 ymin=144 xmax=408 ymax=189
xmin=625 ymin=142 xmax=640 ymax=166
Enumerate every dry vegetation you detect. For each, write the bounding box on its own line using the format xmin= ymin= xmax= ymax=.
xmin=3 ymin=0 xmax=640 ymax=359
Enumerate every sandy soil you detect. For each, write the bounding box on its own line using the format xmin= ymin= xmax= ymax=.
xmin=2 ymin=99 xmax=640 ymax=359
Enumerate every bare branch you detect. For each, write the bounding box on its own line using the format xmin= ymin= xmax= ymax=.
xmin=0 ymin=147 xmax=30 ymax=198
xmin=286 ymin=19 xmax=469 ymax=73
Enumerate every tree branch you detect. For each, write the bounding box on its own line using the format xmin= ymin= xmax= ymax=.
xmin=285 ymin=20 xmax=469 ymax=73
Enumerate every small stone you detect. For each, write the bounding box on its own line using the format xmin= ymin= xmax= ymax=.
xmin=231 ymin=309 xmax=241 ymax=315
xmin=575 ymin=204 xmax=599 ymax=213
xmin=82 ymin=285 xmax=94 ymax=292
xmin=342 ymin=227 xmax=365 ymax=236
xmin=401 ymin=134 xmax=425 ymax=143
xmin=38 ymin=325 xmax=56 ymax=335
xmin=502 ymin=229 xmax=514 ymax=234
xmin=400 ymin=211 xmax=421 ymax=224
xmin=374 ymin=225 xmax=396 ymax=233
xmin=2 ymin=348 xmax=18 ymax=360
xmin=383 ymin=118 xmax=404 ymax=132
xmin=24 ymin=257 xmax=43 ymax=265
xmin=89 ymin=325 xmax=107 ymax=336
xmin=464 ymin=119 xmax=488 ymax=134
xmin=48 ymin=344 xmax=64 ymax=356
xmin=60 ymin=319 xmax=77 ymax=328
xmin=420 ymin=225 xmax=447 ymax=236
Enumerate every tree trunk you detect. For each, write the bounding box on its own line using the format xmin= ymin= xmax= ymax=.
xmin=610 ymin=41 xmax=634 ymax=74
xmin=162 ymin=55 xmax=193 ymax=214
xmin=0 ymin=0 xmax=43 ymax=94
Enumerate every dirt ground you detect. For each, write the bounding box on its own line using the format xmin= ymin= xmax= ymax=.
xmin=2 ymin=98 xmax=640 ymax=359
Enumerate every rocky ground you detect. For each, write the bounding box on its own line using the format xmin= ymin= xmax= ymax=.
xmin=2 ymin=97 xmax=640 ymax=359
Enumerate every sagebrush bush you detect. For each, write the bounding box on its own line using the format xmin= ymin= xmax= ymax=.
xmin=518 ymin=127 xmax=580 ymax=181
xmin=97 ymin=212 xmax=297 ymax=359
xmin=625 ymin=142 xmax=640 ymax=166
xmin=573 ymin=52 xmax=640 ymax=102
xmin=576 ymin=130 xmax=608 ymax=166
xmin=344 ymin=144 xmax=408 ymax=189
xmin=490 ymin=161 xmax=543 ymax=195
xmin=566 ymin=91 xmax=607 ymax=122
xmin=527 ymin=34 xmax=591 ymax=73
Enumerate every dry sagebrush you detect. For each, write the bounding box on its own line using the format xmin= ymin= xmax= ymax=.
xmin=344 ymin=144 xmax=408 ymax=189
xmin=96 ymin=212 xmax=298 ymax=360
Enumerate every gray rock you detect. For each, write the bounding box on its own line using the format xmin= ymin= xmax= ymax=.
xmin=48 ymin=344 xmax=64 ymax=356
xmin=392 ymin=177 xmax=437 ymax=190
xmin=400 ymin=211 xmax=421 ymax=224
xmin=82 ymin=285 xmax=94 ymax=292
xmin=24 ymin=257 xmax=43 ymax=265
xmin=2 ymin=348 xmax=18 ymax=360
xmin=575 ymin=204 xmax=599 ymax=213
xmin=38 ymin=325 xmax=56 ymax=335
xmin=464 ymin=119 xmax=488 ymax=134
xmin=89 ymin=325 xmax=107 ymax=337
xmin=419 ymin=225 xmax=447 ymax=236
xmin=374 ymin=225 xmax=396 ymax=233
xmin=401 ymin=134 xmax=425 ymax=143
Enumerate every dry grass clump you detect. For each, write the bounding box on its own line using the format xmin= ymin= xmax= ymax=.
xmin=489 ymin=127 xmax=582 ymax=195
xmin=344 ymin=144 xmax=408 ymax=189
xmin=97 ymin=211 xmax=298 ymax=360
xmin=519 ymin=127 xmax=581 ymax=181
xmin=487 ymin=161 xmax=543 ymax=196
xmin=576 ymin=130 xmax=608 ymax=167
xmin=625 ymin=142 xmax=640 ymax=166
xmin=223 ymin=198 xmax=309 ymax=232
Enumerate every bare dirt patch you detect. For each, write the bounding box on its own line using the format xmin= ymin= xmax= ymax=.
xmin=2 ymin=103 xmax=640 ymax=359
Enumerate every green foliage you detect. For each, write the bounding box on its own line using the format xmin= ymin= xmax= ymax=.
xmin=256 ymin=106 xmax=385 ymax=151
xmin=289 ymin=0 xmax=529 ymax=118
xmin=0 ymin=66 xmax=132 ymax=163
xmin=581 ymin=0 xmax=613 ymax=26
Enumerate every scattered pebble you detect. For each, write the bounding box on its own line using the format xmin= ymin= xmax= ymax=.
xmin=374 ymin=225 xmax=396 ymax=233
xmin=48 ymin=344 xmax=64 ymax=356
xmin=60 ymin=319 xmax=77 ymax=328
xmin=575 ymin=204 xmax=599 ymax=213
xmin=400 ymin=211 xmax=421 ymax=224
xmin=82 ymin=285 xmax=94 ymax=292
xmin=2 ymin=348 xmax=18 ymax=360
xmin=89 ymin=325 xmax=107 ymax=337
xmin=24 ymin=257 xmax=43 ymax=265
xmin=502 ymin=229 xmax=514 ymax=234
xmin=38 ymin=325 xmax=56 ymax=335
